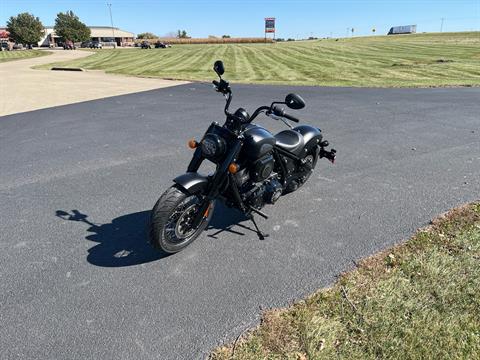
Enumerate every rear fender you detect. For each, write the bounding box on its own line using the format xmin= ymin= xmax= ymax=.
xmin=294 ymin=125 xmax=323 ymax=157
xmin=173 ymin=172 xmax=209 ymax=195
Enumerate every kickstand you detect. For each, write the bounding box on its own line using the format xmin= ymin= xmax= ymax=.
xmin=249 ymin=215 xmax=269 ymax=240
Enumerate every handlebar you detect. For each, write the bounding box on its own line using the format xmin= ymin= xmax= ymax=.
xmin=271 ymin=105 xmax=300 ymax=123
xmin=282 ymin=112 xmax=300 ymax=123
xmin=212 ymin=78 xmax=302 ymax=127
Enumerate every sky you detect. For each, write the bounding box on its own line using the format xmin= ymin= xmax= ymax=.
xmin=1 ymin=0 xmax=479 ymax=38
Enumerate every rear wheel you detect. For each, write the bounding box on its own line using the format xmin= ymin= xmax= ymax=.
xmin=148 ymin=185 xmax=214 ymax=253
xmin=284 ymin=151 xmax=317 ymax=194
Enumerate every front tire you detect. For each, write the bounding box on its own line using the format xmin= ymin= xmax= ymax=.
xmin=148 ymin=185 xmax=214 ymax=253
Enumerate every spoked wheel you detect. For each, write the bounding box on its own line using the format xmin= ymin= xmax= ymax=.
xmin=148 ymin=185 xmax=215 ymax=253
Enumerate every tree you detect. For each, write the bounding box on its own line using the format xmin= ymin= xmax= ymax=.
xmin=137 ymin=32 xmax=157 ymax=39
xmin=6 ymin=12 xmax=44 ymax=45
xmin=54 ymin=11 xmax=90 ymax=42
xmin=177 ymin=30 xmax=189 ymax=39
xmin=222 ymin=35 xmax=231 ymax=39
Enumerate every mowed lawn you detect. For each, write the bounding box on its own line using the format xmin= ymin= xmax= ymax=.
xmin=212 ymin=203 xmax=480 ymax=359
xmin=0 ymin=50 xmax=49 ymax=63
xmin=40 ymin=32 xmax=480 ymax=87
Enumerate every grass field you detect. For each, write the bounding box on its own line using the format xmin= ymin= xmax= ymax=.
xmin=211 ymin=202 xmax=480 ymax=360
xmin=39 ymin=32 xmax=480 ymax=87
xmin=0 ymin=50 xmax=49 ymax=63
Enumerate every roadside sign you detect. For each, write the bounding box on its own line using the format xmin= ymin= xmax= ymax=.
xmin=265 ymin=18 xmax=275 ymax=33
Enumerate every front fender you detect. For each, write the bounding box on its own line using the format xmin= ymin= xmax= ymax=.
xmin=173 ymin=172 xmax=209 ymax=194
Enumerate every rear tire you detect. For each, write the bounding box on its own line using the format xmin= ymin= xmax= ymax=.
xmin=148 ymin=185 xmax=214 ymax=253
xmin=283 ymin=151 xmax=318 ymax=194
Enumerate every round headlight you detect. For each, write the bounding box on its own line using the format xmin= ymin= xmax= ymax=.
xmin=201 ymin=133 xmax=226 ymax=159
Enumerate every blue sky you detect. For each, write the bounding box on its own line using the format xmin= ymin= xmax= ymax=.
xmin=1 ymin=0 xmax=479 ymax=38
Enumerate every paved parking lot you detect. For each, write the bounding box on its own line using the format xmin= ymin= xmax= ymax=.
xmin=0 ymin=49 xmax=186 ymax=116
xmin=0 ymin=83 xmax=479 ymax=359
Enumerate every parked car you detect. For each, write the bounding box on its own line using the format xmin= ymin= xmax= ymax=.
xmin=0 ymin=42 xmax=9 ymax=51
xmin=140 ymin=41 xmax=151 ymax=49
xmin=154 ymin=41 xmax=171 ymax=48
xmin=90 ymin=41 xmax=103 ymax=49
xmin=63 ymin=40 xmax=75 ymax=50
xmin=80 ymin=41 xmax=92 ymax=48
xmin=12 ymin=43 xmax=24 ymax=50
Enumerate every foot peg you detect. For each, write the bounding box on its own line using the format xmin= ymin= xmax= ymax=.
xmin=249 ymin=206 xmax=269 ymax=219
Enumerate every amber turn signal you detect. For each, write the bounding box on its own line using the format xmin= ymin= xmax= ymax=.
xmin=228 ymin=163 xmax=239 ymax=174
xmin=187 ymin=138 xmax=198 ymax=149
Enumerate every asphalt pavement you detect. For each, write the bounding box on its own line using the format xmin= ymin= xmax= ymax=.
xmin=1 ymin=83 xmax=479 ymax=359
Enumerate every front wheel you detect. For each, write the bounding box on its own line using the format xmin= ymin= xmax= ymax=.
xmin=148 ymin=185 xmax=214 ymax=253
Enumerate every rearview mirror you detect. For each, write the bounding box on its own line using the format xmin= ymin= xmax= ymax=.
xmin=285 ymin=93 xmax=305 ymax=110
xmin=213 ymin=60 xmax=225 ymax=76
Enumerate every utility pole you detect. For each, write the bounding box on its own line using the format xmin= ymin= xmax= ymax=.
xmin=346 ymin=28 xmax=350 ymax=37
xmin=440 ymin=17 xmax=445 ymax=32
xmin=107 ymin=3 xmax=116 ymax=48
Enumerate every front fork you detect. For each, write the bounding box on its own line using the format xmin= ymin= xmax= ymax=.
xmin=190 ymin=139 xmax=243 ymax=228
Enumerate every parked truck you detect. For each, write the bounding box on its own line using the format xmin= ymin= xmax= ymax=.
xmin=388 ymin=25 xmax=417 ymax=35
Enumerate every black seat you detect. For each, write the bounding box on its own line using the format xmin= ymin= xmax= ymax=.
xmin=275 ymin=130 xmax=304 ymax=155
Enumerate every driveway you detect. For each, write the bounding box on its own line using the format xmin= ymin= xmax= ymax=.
xmin=0 ymin=83 xmax=479 ymax=359
xmin=0 ymin=49 xmax=187 ymax=116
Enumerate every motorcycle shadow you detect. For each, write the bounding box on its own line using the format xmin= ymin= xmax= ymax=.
xmin=56 ymin=209 xmax=161 ymax=267
xmin=55 ymin=202 xmax=250 ymax=268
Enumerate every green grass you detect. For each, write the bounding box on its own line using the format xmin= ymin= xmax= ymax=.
xmin=0 ymin=50 xmax=50 ymax=63
xmin=38 ymin=32 xmax=480 ymax=87
xmin=210 ymin=202 xmax=480 ymax=360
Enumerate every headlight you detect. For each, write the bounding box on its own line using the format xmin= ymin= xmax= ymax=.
xmin=201 ymin=133 xmax=226 ymax=159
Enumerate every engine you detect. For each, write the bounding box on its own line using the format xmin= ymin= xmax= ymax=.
xmin=233 ymin=154 xmax=283 ymax=210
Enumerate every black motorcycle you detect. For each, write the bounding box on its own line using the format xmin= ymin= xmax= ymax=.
xmin=148 ymin=61 xmax=336 ymax=253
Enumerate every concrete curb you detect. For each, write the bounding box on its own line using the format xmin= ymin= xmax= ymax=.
xmin=51 ymin=67 xmax=84 ymax=72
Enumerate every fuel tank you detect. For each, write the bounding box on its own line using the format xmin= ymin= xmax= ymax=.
xmin=241 ymin=124 xmax=276 ymax=159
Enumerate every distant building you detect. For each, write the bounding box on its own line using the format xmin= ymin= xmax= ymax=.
xmin=0 ymin=26 xmax=135 ymax=47
xmin=39 ymin=26 xmax=135 ymax=47
xmin=388 ymin=25 xmax=417 ymax=35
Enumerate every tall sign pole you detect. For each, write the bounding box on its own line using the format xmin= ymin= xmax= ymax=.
xmin=107 ymin=3 xmax=116 ymax=48
xmin=265 ymin=17 xmax=275 ymax=42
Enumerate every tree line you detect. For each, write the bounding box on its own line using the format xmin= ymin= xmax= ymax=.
xmin=6 ymin=11 xmax=90 ymax=45
xmin=136 ymin=31 xmax=233 ymax=40
xmin=136 ymin=30 xmax=191 ymax=39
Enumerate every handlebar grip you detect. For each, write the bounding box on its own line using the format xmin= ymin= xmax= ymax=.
xmin=212 ymin=80 xmax=220 ymax=87
xmin=283 ymin=113 xmax=300 ymax=123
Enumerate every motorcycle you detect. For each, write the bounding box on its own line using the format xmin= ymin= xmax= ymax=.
xmin=148 ymin=61 xmax=336 ymax=253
